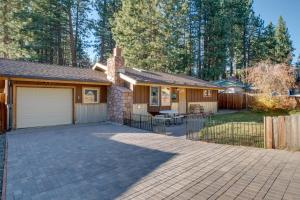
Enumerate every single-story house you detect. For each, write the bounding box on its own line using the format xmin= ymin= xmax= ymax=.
xmin=93 ymin=48 xmax=221 ymax=122
xmin=0 ymin=47 xmax=222 ymax=129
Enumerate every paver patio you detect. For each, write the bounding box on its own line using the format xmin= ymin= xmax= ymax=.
xmin=6 ymin=123 xmax=300 ymax=200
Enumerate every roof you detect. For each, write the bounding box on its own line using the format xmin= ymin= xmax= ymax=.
xmin=0 ymin=59 xmax=110 ymax=84
xmin=121 ymin=67 xmax=221 ymax=89
xmin=212 ymin=80 xmax=245 ymax=88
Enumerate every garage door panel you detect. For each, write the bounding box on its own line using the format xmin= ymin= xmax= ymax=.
xmin=16 ymin=87 xmax=73 ymax=128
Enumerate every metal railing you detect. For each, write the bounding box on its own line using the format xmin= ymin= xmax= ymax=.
xmin=123 ymin=112 xmax=166 ymax=134
xmin=186 ymin=119 xmax=264 ymax=148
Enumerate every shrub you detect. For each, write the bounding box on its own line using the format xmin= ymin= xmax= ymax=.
xmin=251 ymin=95 xmax=297 ymax=112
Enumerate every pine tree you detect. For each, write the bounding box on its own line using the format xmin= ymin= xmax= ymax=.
xmin=261 ymin=22 xmax=276 ymax=62
xmin=112 ymin=0 xmax=189 ymax=72
xmin=274 ymin=16 xmax=294 ymax=64
xmin=94 ymin=0 xmax=121 ymax=63
xmin=0 ymin=0 xmax=30 ymax=59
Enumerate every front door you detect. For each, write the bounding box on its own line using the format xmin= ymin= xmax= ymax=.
xmin=178 ymin=88 xmax=186 ymax=114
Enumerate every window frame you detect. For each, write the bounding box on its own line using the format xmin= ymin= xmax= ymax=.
xmin=82 ymin=87 xmax=100 ymax=104
xmin=149 ymin=86 xmax=160 ymax=106
xmin=203 ymin=89 xmax=212 ymax=97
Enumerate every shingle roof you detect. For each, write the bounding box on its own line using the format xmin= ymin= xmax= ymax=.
xmin=0 ymin=59 xmax=110 ymax=84
xmin=123 ymin=68 xmax=220 ymax=89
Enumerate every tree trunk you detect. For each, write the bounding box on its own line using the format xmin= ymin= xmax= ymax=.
xmin=68 ymin=6 xmax=77 ymax=67
xmin=2 ymin=0 xmax=9 ymax=58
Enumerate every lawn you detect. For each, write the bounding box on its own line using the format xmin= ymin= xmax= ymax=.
xmin=198 ymin=109 xmax=300 ymax=148
xmin=199 ymin=121 xmax=264 ymax=148
xmin=210 ymin=110 xmax=300 ymax=123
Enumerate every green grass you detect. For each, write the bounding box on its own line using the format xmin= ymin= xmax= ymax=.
xmin=210 ymin=110 xmax=300 ymax=123
xmin=199 ymin=122 xmax=264 ymax=148
xmin=199 ymin=109 xmax=300 ymax=148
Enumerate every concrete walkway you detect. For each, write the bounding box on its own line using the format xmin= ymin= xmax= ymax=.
xmin=6 ymin=123 xmax=300 ymax=200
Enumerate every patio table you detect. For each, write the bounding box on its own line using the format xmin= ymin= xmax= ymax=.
xmin=159 ymin=110 xmax=178 ymax=116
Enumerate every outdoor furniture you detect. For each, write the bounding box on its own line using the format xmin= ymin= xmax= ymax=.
xmin=159 ymin=110 xmax=178 ymax=116
xmin=173 ymin=115 xmax=184 ymax=124
xmin=154 ymin=115 xmax=172 ymax=126
xmin=189 ymin=104 xmax=204 ymax=114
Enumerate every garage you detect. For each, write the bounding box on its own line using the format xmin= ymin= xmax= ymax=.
xmin=16 ymin=87 xmax=73 ymax=128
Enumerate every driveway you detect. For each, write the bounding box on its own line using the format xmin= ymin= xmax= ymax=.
xmin=6 ymin=123 xmax=300 ymax=200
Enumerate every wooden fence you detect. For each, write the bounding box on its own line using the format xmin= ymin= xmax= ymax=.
xmin=264 ymin=115 xmax=300 ymax=150
xmin=0 ymin=94 xmax=6 ymax=134
xmin=218 ymin=93 xmax=255 ymax=110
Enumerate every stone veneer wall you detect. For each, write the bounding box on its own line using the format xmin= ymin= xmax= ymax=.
xmin=107 ymin=85 xmax=133 ymax=123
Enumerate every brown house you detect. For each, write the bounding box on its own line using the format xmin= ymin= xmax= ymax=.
xmin=0 ymin=59 xmax=110 ymax=129
xmin=0 ymin=47 xmax=221 ymax=129
xmin=93 ymin=48 xmax=221 ymax=122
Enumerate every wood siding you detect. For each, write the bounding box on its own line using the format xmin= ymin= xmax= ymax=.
xmin=133 ymin=86 xmax=218 ymax=114
xmin=0 ymin=80 xmax=5 ymax=93
xmin=75 ymin=103 xmax=107 ymax=123
xmin=0 ymin=93 xmax=6 ymax=133
xmin=186 ymin=89 xmax=218 ymax=102
xmin=12 ymin=81 xmax=107 ymax=104
xmin=133 ymin=85 xmax=149 ymax=104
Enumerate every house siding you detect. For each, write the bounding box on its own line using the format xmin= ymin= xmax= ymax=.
xmin=186 ymin=88 xmax=218 ymax=102
xmin=12 ymin=81 xmax=107 ymax=104
xmin=10 ymin=80 xmax=108 ymax=128
xmin=133 ymin=85 xmax=149 ymax=104
xmin=0 ymin=80 xmax=5 ymax=93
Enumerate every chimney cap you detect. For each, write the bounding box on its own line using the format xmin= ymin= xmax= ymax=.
xmin=113 ymin=47 xmax=122 ymax=57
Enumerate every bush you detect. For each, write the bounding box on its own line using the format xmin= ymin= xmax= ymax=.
xmin=251 ymin=95 xmax=297 ymax=112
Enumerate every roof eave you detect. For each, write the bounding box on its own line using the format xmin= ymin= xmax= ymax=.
xmin=0 ymin=75 xmax=111 ymax=85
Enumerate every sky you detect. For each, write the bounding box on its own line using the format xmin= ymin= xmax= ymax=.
xmin=253 ymin=0 xmax=299 ymax=63
xmin=89 ymin=0 xmax=300 ymax=63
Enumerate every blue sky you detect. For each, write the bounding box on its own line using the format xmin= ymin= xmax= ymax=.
xmin=253 ymin=0 xmax=300 ymax=63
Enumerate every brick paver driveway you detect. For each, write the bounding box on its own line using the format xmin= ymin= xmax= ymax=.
xmin=6 ymin=123 xmax=300 ymax=200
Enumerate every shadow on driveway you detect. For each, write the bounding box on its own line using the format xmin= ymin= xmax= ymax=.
xmin=6 ymin=123 xmax=176 ymax=200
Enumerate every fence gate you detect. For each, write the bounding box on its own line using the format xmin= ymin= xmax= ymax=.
xmin=186 ymin=118 xmax=264 ymax=148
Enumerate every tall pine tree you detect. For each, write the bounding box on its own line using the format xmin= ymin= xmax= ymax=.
xmin=274 ymin=16 xmax=294 ymax=64
xmin=112 ymin=0 xmax=189 ymax=72
xmin=94 ymin=0 xmax=121 ymax=63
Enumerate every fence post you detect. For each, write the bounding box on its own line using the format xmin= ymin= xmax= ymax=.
xmin=231 ymin=122 xmax=234 ymax=145
xmin=264 ymin=116 xmax=273 ymax=149
xmin=150 ymin=116 xmax=153 ymax=131
xmin=139 ymin=115 xmax=142 ymax=129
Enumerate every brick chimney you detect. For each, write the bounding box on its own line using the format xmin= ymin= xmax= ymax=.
xmin=107 ymin=47 xmax=125 ymax=86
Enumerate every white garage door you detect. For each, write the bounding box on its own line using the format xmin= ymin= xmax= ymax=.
xmin=16 ymin=87 xmax=73 ymax=128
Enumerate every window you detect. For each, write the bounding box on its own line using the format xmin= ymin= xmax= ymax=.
xmin=203 ymin=90 xmax=212 ymax=97
xmin=83 ymin=88 xmax=100 ymax=104
xmin=150 ymin=86 xmax=160 ymax=106
xmin=161 ymin=87 xmax=171 ymax=106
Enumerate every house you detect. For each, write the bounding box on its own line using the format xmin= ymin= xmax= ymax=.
xmin=93 ymin=48 xmax=221 ymax=122
xmin=0 ymin=59 xmax=110 ymax=129
xmin=212 ymin=79 xmax=246 ymax=94
xmin=0 ymin=47 xmax=221 ymax=129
